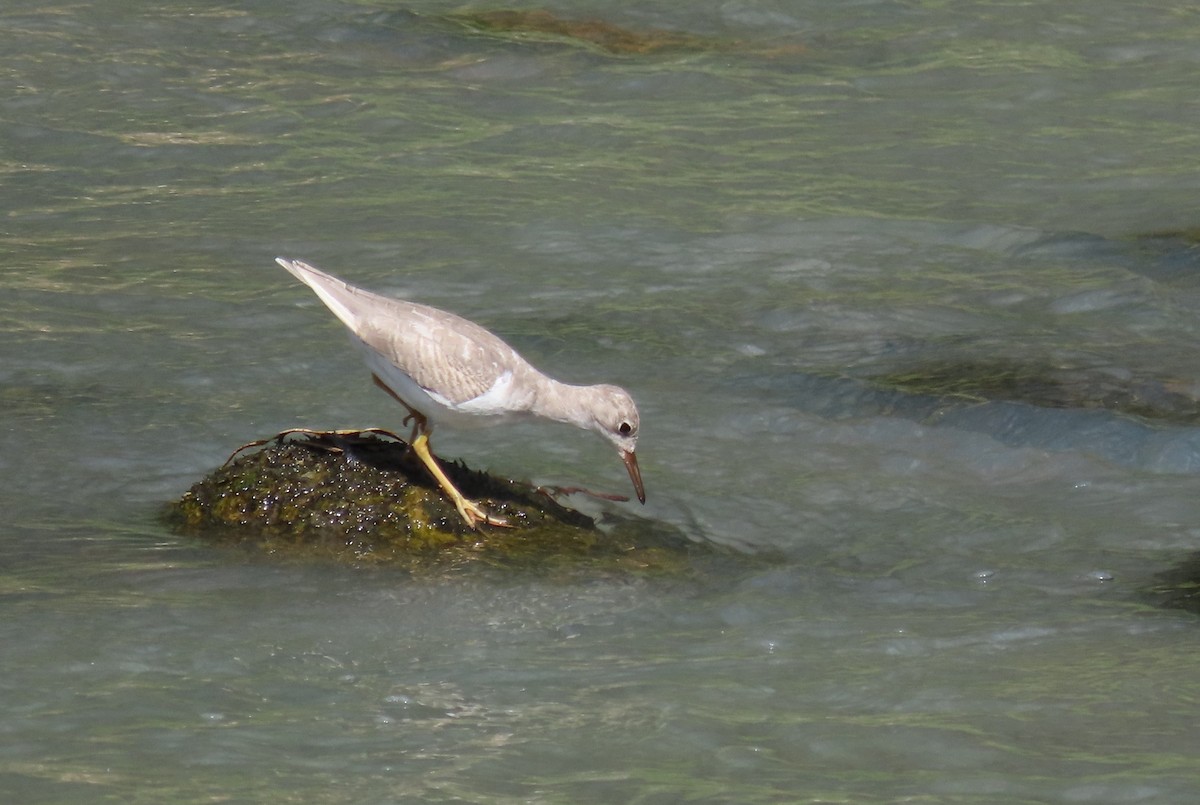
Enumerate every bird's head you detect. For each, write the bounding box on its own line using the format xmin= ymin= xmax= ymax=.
xmin=589 ymin=384 xmax=645 ymax=504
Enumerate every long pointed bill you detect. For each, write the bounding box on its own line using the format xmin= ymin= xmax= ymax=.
xmin=621 ymin=449 xmax=646 ymax=504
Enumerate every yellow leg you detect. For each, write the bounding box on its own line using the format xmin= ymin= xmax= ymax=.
xmin=373 ymin=378 xmax=424 ymax=441
xmin=372 ymin=374 xmax=508 ymax=529
xmin=409 ymin=431 xmax=509 ymax=529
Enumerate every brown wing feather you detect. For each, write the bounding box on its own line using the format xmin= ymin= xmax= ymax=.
xmin=351 ymin=292 xmax=531 ymax=406
xmin=281 ymin=258 xmax=537 ymax=407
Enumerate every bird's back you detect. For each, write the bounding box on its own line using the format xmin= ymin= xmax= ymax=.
xmin=277 ymin=258 xmax=539 ymax=409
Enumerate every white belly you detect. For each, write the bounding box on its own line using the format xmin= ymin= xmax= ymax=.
xmin=353 ymin=337 xmax=528 ymax=430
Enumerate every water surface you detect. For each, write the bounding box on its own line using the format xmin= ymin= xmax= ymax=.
xmin=4 ymin=1 xmax=1200 ymax=802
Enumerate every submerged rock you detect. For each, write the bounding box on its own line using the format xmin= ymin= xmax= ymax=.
xmin=166 ymin=431 xmax=711 ymax=576
xmin=873 ymin=360 xmax=1200 ymax=425
xmin=453 ymin=9 xmax=711 ymax=55
xmin=449 ymin=8 xmax=808 ymax=58
xmin=1145 ymin=553 xmax=1200 ymax=615
xmin=1136 ymin=228 xmax=1200 ymax=245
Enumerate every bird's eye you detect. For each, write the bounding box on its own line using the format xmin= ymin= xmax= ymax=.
xmin=618 ymin=421 xmax=634 ymax=435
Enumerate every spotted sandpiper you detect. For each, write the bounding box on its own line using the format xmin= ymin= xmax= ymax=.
xmin=276 ymin=257 xmax=644 ymax=528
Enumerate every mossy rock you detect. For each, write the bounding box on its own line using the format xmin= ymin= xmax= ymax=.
xmin=166 ymin=431 xmax=714 ymax=577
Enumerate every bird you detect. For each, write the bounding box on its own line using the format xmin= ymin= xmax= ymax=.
xmin=275 ymin=257 xmax=644 ymax=529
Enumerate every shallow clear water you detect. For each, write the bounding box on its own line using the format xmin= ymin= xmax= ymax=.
xmin=5 ymin=1 xmax=1200 ymax=802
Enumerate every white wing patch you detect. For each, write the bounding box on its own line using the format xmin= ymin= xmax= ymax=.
xmin=444 ymin=370 xmax=517 ymax=415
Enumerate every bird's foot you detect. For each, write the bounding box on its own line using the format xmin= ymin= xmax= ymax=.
xmin=456 ymin=496 xmax=511 ymax=530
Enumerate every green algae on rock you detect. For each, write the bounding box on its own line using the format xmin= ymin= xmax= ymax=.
xmin=166 ymin=431 xmax=705 ymax=575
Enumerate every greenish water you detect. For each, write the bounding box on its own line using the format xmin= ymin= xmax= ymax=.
xmin=5 ymin=1 xmax=1200 ymax=802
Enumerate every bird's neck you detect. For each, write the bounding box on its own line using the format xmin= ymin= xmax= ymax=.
xmin=530 ymin=378 xmax=598 ymax=431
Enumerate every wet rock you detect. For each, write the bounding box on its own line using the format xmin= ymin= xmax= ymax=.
xmin=165 ymin=431 xmax=711 ymax=576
